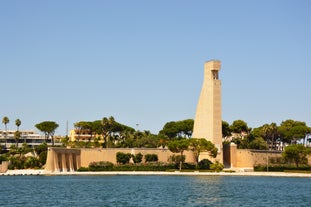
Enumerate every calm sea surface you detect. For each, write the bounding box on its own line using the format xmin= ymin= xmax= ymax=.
xmin=0 ymin=175 xmax=310 ymax=207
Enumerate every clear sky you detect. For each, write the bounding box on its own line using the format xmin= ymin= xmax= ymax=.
xmin=1 ymin=0 xmax=310 ymax=136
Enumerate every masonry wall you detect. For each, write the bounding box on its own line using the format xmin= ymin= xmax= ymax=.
xmin=80 ymin=148 xmax=196 ymax=167
xmin=46 ymin=147 xmax=196 ymax=172
xmin=45 ymin=148 xmax=81 ymax=172
xmin=235 ymin=150 xmax=257 ymax=168
xmin=46 ymin=146 xmax=311 ymax=172
xmin=224 ymin=143 xmax=287 ymax=169
xmin=0 ymin=161 xmax=8 ymax=173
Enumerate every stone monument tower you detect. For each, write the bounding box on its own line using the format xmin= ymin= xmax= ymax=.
xmin=192 ymin=60 xmax=223 ymax=163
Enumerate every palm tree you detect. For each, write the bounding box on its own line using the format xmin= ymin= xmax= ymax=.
xmin=2 ymin=116 xmax=9 ymax=147
xmin=15 ymin=119 xmax=22 ymax=147
xmin=270 ymin=123 xmax=278 ymax=150
xmin=15 ymin=119 xmax=21 ymax=131
xmin=101 ymin=116 xmax=115 ymax=148
xmin=14 ymin=130 xmax=21 ymax=147
xmin=262 ymin=123 xmax=278 ymax=150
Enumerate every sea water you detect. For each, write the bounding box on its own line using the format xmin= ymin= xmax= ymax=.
xmin=0 ymin=175 xmax=310 ymax=207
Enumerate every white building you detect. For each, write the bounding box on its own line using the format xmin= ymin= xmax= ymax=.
xmin=0 ymin=130 xmax=50 ymax=148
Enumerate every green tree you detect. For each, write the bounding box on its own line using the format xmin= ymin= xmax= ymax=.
xmin=35 ymin=121 xmax=59 ymax=146
xmin=24 ymin=157 xmax=40 ymax=168
xmin=260 ymin=123 xmax=278 ymax=149
xmin=14 ymin=130 xmax=21 ymax=147
xmin=101 ymin=116 xmax=116 ymax=148
xmin=74 ymin=121 xmax=94 ymax=142
xmin=9 ymin=144 xmax=18 ymax=156
xmin=248 ymin=137 xmax=268 ymax=150
xmin=278 ymin=120 xmax=310 ymax=144
xmin=159 ymin=119 xmax=194 ymax=139
xmin=159 ymin=121 xmax=179 ymax=139
xmin=91 ymin=120 xmax=103 ymax=138
xmin=231 ymin=137 xmax=249 ymax=149
xmin=230 ymin=120 xmax=249 ymax=133
xmin=100 ymin=116 xmax=135 ymax=148
xmin=61 ymin=136 xmax=69 ymax=147
xmin=20 ymin=142 xmax=32 ymax=155
xmin=2 ymin=116 xmax=9 ymax=147
xmin=34 ymin=142 xmax=47 ymax=154
xmin=14 ymin=118 xmax=22 ymax=147
xmin=222 ymin=121 xmax=231 ymax=138
xmin=113 ymin=123 xmax=135 ymax=146
xmin=38 ymin=151 xmax=47 ymax=166
xmin=168 ymin=139 xmax=190 ymax=171
xmin=189 ymin=138 xmax=218 ymax=168
xmin=126 ymin=133 xmax=159 ymax=148
xmin=282 ymin=144 xmax=311 ymax=167
xmin=15 ymin=119 xmax=21 ymax=131
xmin=179 ymin=119 xmax=194 ymax=138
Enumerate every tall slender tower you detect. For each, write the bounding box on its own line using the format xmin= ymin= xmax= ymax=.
xmin=192 ymin=60 xmax=223 ymax=163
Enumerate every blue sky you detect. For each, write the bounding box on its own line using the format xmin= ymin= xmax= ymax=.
xmin=1 ymin=0 xmax=310 ymax=135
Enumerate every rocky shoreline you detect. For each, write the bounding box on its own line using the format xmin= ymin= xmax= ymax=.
xmin=1 ymin=169 xmax=311 ymax=178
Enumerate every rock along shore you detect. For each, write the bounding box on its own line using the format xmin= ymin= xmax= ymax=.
xmin=1 ymin=169 xmax=311 ymax=178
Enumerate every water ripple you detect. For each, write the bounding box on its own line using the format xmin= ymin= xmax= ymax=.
xmin=0 ymin=175 xmax=310 ymax=207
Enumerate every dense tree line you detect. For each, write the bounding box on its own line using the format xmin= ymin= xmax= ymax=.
xmin=1 ymin=115 xmax=311 ymax=170
xmin=0 ymin=143 xmax=48 ymax=169
xmin=71 ymin=116 xmax=160 ymax=148
xmin=225 ymin=119 xmax=311 ymax=150
xmin=2 ymin=115 xmax=310 ymax=151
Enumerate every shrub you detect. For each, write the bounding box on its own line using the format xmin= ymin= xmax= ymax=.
xmin=198 ymin=159 xmax=213 ymax=170
xmin=8 ymin=156 xmax=26 ymax=169
xmin=116 ymin=152 xmax=132 ymax=164
xmin=77 ymin=167 xmax=89 ymax=172
xmin=89 ymin=161 xmax=114 ymax=171
xmin=181 ymin=163 xmax=196 ymax=170
xmin=34 ymin=143 xmax=47 ymax=155
xmin=83 ymin=161 xmax=177 ymax=171
xmin=39 ymin=151 xmax=47 ymax=166
xmin=254 ymin=165 xmax=311 ymax=172
xmin=24 ymin=157 xmax=40 ymax=169
xmin=210 ymin=161 xmax=224 ymax=172
xmin=282 ymin=144 xmax=309 ymax=168
xmin=132 ymin=153 xmax=143 ymax=164
xmin=145 ymin=154 xmax=158 ymax=162
xmin=113 ymin=162 xmax=175 ymax=171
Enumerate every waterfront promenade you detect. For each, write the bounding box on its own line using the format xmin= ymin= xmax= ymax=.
xmin=2 ymin=169 xmax=311 ymax=178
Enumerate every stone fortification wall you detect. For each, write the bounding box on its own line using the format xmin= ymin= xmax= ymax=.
xmin=46 ymin=145 xmax=311 ymax=172
xmin=224 ymin=143 xmax=267 ymax=168
xmin=46 ymin=147 xmax=196 ymax=172
xmin=223 ymin=143 xmax=299 ymax=170
xmin=235 ymin=149 xmax=282 ymax=168
xmin=80 ymin=148 xmax=195 ymax=167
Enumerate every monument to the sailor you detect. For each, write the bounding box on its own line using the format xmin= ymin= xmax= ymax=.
xmin=192 ymin=60 xmax=223 ymax=163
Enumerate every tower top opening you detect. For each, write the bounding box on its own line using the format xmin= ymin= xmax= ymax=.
xmin=205 ymin=60 xmax=221 ymax=71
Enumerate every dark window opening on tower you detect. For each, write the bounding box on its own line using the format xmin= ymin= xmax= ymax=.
xmin=212 ymin=70 xmax=219 ymax=80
